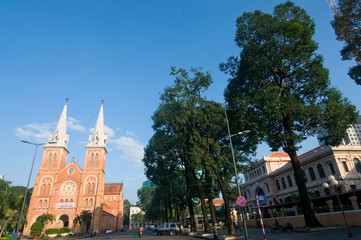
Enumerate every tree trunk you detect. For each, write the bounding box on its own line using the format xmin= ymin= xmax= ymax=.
xmin=208 ymin=198 xmax=217 ymax=228
xmin=284 ymin=142 xmax=322 ymax=227
xmin=213 ymin=166 xmax=235 ymax=235
xmin=194 ymin=176 xmax=211 ymax=233
xmin=184 ymin=161 xmax=197 ymax=232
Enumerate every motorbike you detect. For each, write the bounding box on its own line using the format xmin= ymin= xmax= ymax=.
xmin=271 ymin=222 xmax=294 ymax=233
xmin=283 ymin=222 xmax=294 ymax=232
xmin=271 ymin=223 xmax=284 ymax=233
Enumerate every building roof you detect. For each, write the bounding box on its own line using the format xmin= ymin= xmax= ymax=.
xmin=87 ymin=102 xmax=107 ymax=148
xmin=46 ymin=100 xmax=69 ymax=148
xmin=267 ymin=152 xmax=290 ymax=158
xmin=104 ymin=183 xmax=123 ymax=194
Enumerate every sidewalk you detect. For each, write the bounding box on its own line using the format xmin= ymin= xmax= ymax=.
xmin=186 ymin=226 xmax=361 ymax=240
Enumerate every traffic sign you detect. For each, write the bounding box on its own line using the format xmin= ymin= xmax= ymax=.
xmin=236 ymin=196 xmax=247 ymax=207
xmin=258 ymin=195 xmax=266 ymax=202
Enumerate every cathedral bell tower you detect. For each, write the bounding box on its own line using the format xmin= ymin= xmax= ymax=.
xmin=79 ymin=102 xmax=107 ymax=231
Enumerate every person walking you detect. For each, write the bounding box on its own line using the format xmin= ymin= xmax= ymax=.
xmin=212 ymin=224 xmax=219 ymax=240
xmin=138 ymin=225 xmax=144 ymax=238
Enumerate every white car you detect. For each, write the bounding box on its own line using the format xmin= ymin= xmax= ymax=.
xmin=105 ymin=229 xmax=113 ymax=234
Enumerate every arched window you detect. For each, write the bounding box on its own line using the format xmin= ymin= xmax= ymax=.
xmin=317 ymin=164 xmax=326 ymax=178
xmin=45 ymin=184 xmax=51 ymax=195
xmin=281 ymin=177 xmax=286 ymax=189
xmin=52 ymin=153 xmax=57 ymax=166
xmin=39 ymin=200 xmax=43 ymax=208
xmin=41 ymin=184 xmax=46 ymax=196
xmin=354 ymin=158 xmax=361 ymax=173
xmin=87 ymin=183 xmax=91 ymax=194
xmin=89 ymin=153 xmax=94 ymax=167
xmin=85 ymin=198 xmax=88 ymax=207
xmin=65 ymin=199 xmax=68 ymax=203
xmin=309 ymin=167 xmax=316 ymax=181
xmin=276 ymin=180 xmax=280 ymax=190
xmin=44 ymin=199 xmax=48 ymax=207
xmin=70 ymin=199 xmax=73 ymax=203
xmin=48 ymin=153 xmax=52 ymax=167
xmin=90 ymin=198 xmax=94 ymax=207
xmin=60 ymin=199 xmax=64 ymax=203
xmin=287 ymin=175 xmax=293 ymax=187
xmin=94 ymin=153 xmax=99 ymax=166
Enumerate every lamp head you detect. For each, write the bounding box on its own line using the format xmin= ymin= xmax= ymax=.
xmin=322 ymin=182 xmax=329 ymax=189
xmin=331 ymin=179 xmax=339 ymax=186
xmin=328 ymin=175 xmax=335 ymax=182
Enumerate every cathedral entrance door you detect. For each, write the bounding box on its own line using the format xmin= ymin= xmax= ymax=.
xmin=59 ymin=214 xmax=69 ymax=227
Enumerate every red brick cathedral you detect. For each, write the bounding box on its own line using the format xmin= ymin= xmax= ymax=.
xmin=24 ymin=101 xmax=124 ymax=234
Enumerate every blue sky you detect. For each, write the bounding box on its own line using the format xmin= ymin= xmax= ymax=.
xmin=0 ymin=0 xmax=359 ymax=204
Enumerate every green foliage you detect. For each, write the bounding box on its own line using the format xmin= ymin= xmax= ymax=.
xmin=45 ymin=228 xmax=60 ymax=235
xmin=59 ymin=227 xmax=70 ymax=233
xmin=36 ymin=213 xmax=55 ymax=225
xmin=221 ymin=1 xmax=358 ymax=227
xmin=331 ymin=0 xmax=361 ymax=84
xmin=30 ymin=221 xmax=43 ymax=236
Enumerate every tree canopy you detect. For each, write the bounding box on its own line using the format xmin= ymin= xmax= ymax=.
xmin=221 ymin=1 xmax=358 ymax=227
xmin=331 ymin=0 xmax=361 ymax=84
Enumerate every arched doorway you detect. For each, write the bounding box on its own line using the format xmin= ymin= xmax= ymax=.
xmin=59 ymin=214 xmax=69 ymax=227
xmin=255 ymin=187 xmax=265 ymax=197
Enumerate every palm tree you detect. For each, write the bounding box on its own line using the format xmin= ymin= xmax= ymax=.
xmin=73 ymin=211 xmax=92 ymax=234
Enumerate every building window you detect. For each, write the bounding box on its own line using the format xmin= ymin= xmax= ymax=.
xmin=354 ymin=158 xmax=361 ymax=173
xmin=342 ymin=161 xmax=349 ymax=172
xmin=262 ymin=165 xmax=266 ymax=173
xmin=52 ymin=153 xmax=57 ymax=166
xmin=95 ymin=153 xmax=99 ymax=166
xmin=266 ymin=183 xmax=269 ymax=192
xmin=48 ymin=153 xmax=52 ymax=167
xmin=287 ymin=175 xmax=293 ymax=187
xmin=317 ymin=164 xmax=326 ymax=178
xmin=309 ymin=167 xmax=316 ymax=181
xmin=329 ymin=163 xmax=336 ymax=174
xmin=276 ymin=180 xmax=280 ymax=190
xmin=281 ymin=177 xmax=286 ymax=189
xmin=90 ymin=153 xmax=94 ymax=167
xmin=39 ymin=200 xmax=42 ymax=208
xmin=44 ymin=199 xmax=48 ymax=207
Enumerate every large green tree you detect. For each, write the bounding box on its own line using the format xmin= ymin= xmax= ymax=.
xmin=221 ymin=1 xmax=358 ymax=227
xmin=331 ymin=0 xmax=361 ymax=84
xmin=144 ymin=67 xmax=211 ymax=232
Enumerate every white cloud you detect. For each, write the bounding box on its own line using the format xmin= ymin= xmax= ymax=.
xmin=67 ymin=117 xmax=86 ymax=132
xmin=105 ymin=125 xmax=115 ymax=138
xmin=112 ymin=135 xmax=145 ymax=166
xmin=15 ymin=122 xmax=53 ymax=142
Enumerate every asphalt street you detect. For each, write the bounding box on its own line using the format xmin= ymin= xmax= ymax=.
xmin=88 ymin=227 xmax=361 ymax=240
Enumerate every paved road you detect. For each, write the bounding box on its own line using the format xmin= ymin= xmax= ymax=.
xmin=89 ymin=227 xmax=361 ymax=240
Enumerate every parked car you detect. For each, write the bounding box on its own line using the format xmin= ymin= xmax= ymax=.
xmin=153 ymin=223 xmax=180 ymax=236
xmin=105 ymin=229 xmax=113 ymax=234
xmin=148 ymin=224 xmax=156 ymax=231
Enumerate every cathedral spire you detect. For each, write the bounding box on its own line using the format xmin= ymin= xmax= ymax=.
xmin=87 ymin=101 xmax=107 ymax=148
xmin=46 ymin=99 xmax=70 ymax=148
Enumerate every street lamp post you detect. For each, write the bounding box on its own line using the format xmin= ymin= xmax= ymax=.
xmin=224 ymin=108 xmax=250 ymax=240
xmin=322 ymin=175 xmax=352 ymax=237
xmin=16 ymin=141 xmax=45 ymax=236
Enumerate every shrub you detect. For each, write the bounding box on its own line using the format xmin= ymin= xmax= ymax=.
xmin=45 ymin=228 xmax=60 ymax=235
xmin=30 ymin=221 xmax=44 ymax=237
xmin=59 ymin=227 xmax=70 ymax=233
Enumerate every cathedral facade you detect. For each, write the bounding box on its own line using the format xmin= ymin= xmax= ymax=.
xmin=23 ymin=101 xmax=124 ymax=234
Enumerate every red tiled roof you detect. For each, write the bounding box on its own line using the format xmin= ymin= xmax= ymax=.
xmin=267 ymin=152 xmax=289 ymax=158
